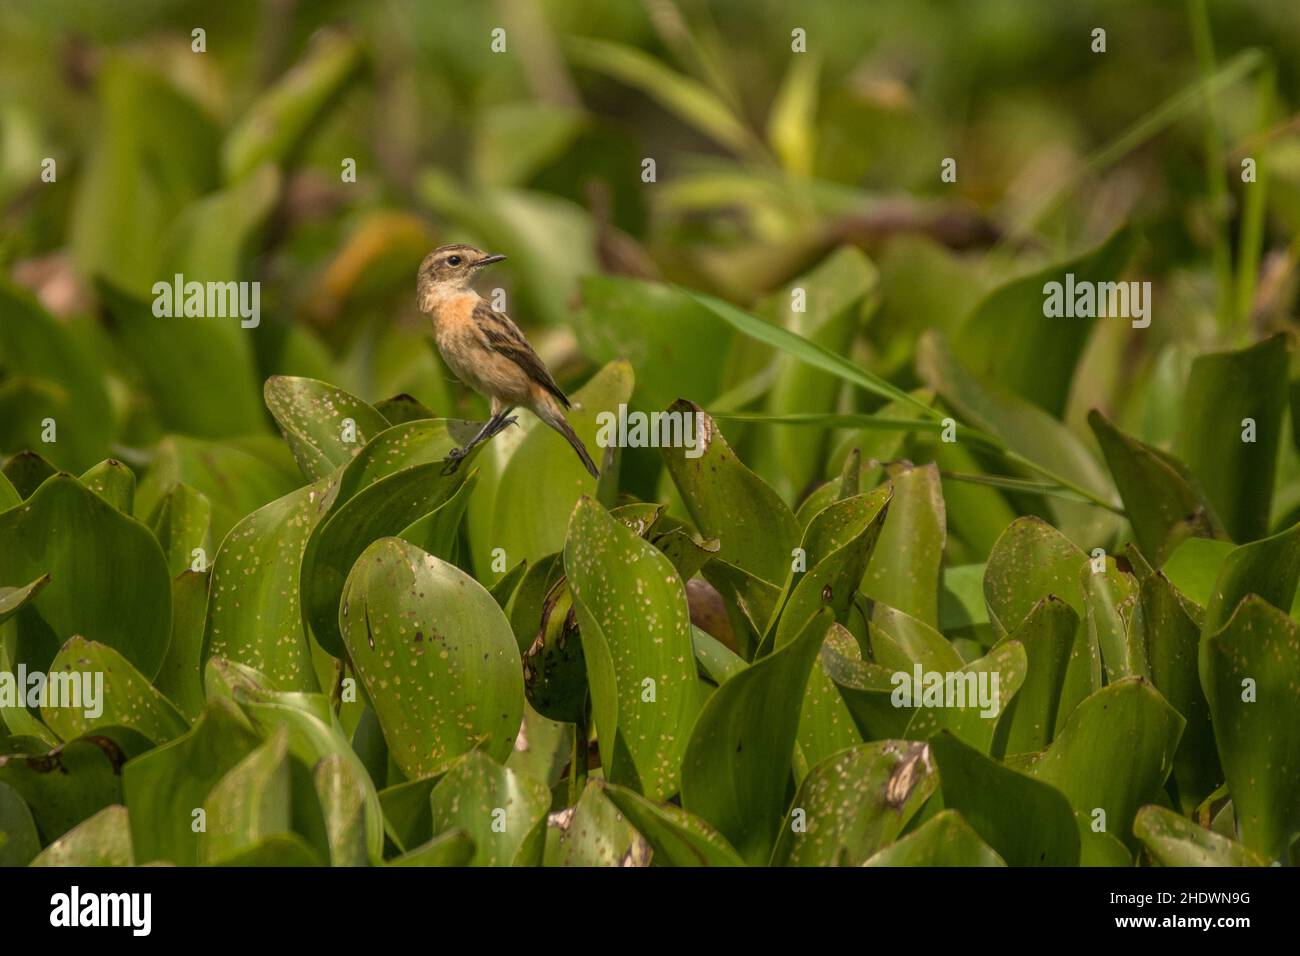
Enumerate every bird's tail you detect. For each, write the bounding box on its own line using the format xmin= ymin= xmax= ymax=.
xmin=540 ymin=403 xmax=599 ymax=478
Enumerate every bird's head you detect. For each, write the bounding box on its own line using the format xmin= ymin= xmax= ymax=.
xmin=417 ymin=244 xmax=506 ymax=310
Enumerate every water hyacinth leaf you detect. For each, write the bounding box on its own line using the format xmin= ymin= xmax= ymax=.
xmin=304 ymin=461 xmax=470 ymax=657
xmin=862 ymin=809 xmax=1006 ymax=867
xmin=505 ymin=703 xmax=572 ymax=791
xmin=930 ymin=731 xmax=1080 ymax=867
xmin=770 ymin=740 xmax=936 ymax=867
xmin=223 ymin=28 xmax=365 ymax=180
xmin=0 ymin=475 xmax=171 ymax=678
xmin=375 ymin=394 xmax=437 ymax=426
xmin=205 ymin=477 xmax=335 ymax=691
xmin=1200 ymin=596 xmax=1300 ymax=861
xmin=991 ymin=597 xmax=1076 ymax=756
xmin=564 ymin=497 xmax=706 ymax=799
xmin=148 ymin=483 xmax=212 ymax=578
xmin=398 ymin=469 xmax=478 ymax=565
xmin=0 ymin=574 xmax=49 ymax=627
xmin=264 ymin=376 xmax=390 ymax=482
xmin=1139 ymin=573 xmax=1218 ymax=810
xmin=426 ymin=751 xmax=550 ymax=867
xmin=602 ymin=783 xmax=744 ymax=867
xmin=544 ymin=780 xmax=649 ymax=867
xmin=692 ymin=627 xmax=746 ymax=685
xmin=821 ymin=623 xmax=916 ymax=741
xmin=984 ymin=516 xmax=1086 ymax=634
xmin=0 ymin=780 xmax=40 ymax=866
xmin=388 ymin=829 xmax=476 ymax=867
xmin=42 ymin=637 xmax=188 ymax=745
xmin=861 ymin=463 xmax=945 ymax=626
xmin=473 ymin=360 xmax=634 ymax=580
xmin=1088 ymin=410 xmax=1221 ymax=564
xmin=198 ymin=727 xmax=293 ymax=865
xmin=1133 ymin=805 xmax=1268 ymax=867
xmin=1201 ymin=518 xmax=1300 ymax=638
xmin=340 ymin=538 xmax=524 ymax=777
xmin=79 ymin=459 xmax=134 ymax=513
xmin=957 ymin=228 xmax=1133 ymax=418
xmin=122 ymin=699 xmax=263 ymax=864
xmin=2 ymin=451 xmax=56 ymax=499
xmin=1176 ymin=334 xmax=1289 ymax=543
xmin=903 ymin=641 xmax=1027 ymax=753
xmin=663 ymin=402 xmax=800 ymax=590
xmin=0 ymin=470 xmax=19 ymax=510
xmin=1083 ymin=557 xmax=1148 ymax=682
xmin=212 ymin=834 xmax=323 ymax=866
xmin=1019 ymin=678 xmax=1184 ymax=850
xmin=521 ymin=579 xmax=587 ymax=724
xmin=680 ymin=608 xmax=831 ymax=864
xmin=0 ymin=735 xmax=129 ymax=843
xmin=314 ymin=753 xmax=373 ymax=867
xmin=377 ymin=776 xmax=440 ymax=853
xmin=29 ymin=804 xmax=134 ymax=867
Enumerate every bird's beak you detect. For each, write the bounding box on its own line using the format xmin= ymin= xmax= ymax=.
xmin=478 ymin=253 xmax=507 ymax=266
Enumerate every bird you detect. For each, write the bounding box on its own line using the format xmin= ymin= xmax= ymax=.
xmin=416 ymin=243 xmax=599 ymax=478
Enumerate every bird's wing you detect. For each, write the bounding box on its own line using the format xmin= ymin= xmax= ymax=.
xmin=472 ymin=299 xmax=571 ymax=408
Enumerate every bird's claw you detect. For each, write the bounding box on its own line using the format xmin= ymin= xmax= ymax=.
xmin=441 ymin=450 xmax=465 ymax=476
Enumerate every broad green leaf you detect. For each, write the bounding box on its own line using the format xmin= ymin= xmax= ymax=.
xmin=0 ymin=735 xmax=130 ymax=843
xmin=426 ymin=751 xmax=550 ymax=867
xmin=957 ymin=229 xmax=1133 ymax=417
xmin=79 ymin=459 xmax=134 ymax=513
xmin=264 ymin=376 xmax=390 ymax=482
xmin=205 ymin=478 xmax=335 ymax=691
xmin=123 ymin=698 xmax=263 ymax=865
xmin=340 ymin=538 xmax=523 ymax=776
xmin=0 ymin=574 xmax=49 ymax=627
xmin=163 ymin=162 xmax=280 ymax=282
xmin=198 ymin=727 xmax=293 ymax=865
xmin=902 ymin=641 xmax=1027 ymax=753
xmin=984 ymin=516 xmax=1086 ymax=633
xmin=1 ymin=450 xmax=56 ymax=499
xmin=389 ymin=829 xmax=476 ymax=867
xmin=29 ymin=804 xmax=133 ymax=867
xmin=223 ymin=29 xmax=365 ymax=180
xmin=314 ymin=753 xmax=374 ymax=867
xmin=1019 ymin=678 xmax=1184 ymax=850
xmin=1201 ymin=518 xmax=1300 ymax=638
xmin=862 ymin=463 xmax=945 ymax=626
xmin=1089 ymin=409 xmax=1222 ymax=564
xmin=680 ymin=608 xmax=831 ymax=864
xmin=991 ymin=596 xmax=1076 ymax=756
xmin=770 ymin=740 xmax=936 ymax=866
xmin=863 ymin=809 xmax=1006 ymax=867
xmin=148 ymin=483 xmax=212 ymax=577
xmin=602 ymin=782 xmax=744 ymax=867
xmin=821 ymin=623 xmax=916 ymax=741
xmin=1083 ymin=557 xmax=1148 ymax=681
xmin=544 ymin=780 xmax=649 ymax=867
xmin=565 ymin=498 xmax=706 ymax=799
xmin=0 ymin=780 xmax=39 ymax=866
xmin=663 ymin=402 xmax=800 ymax=589
xmin=472 ymin=101 xmax=586 ymax=187
xmin=1176 ymin=334 xmax=1290 ymax=542
xmin=213 ymin=834 xmax=322 ymax=866
xmin=42 ymin=637 xmax=188 ymax=744
xmin=0 ymin=471 xmax=18 ymax=510
xmin=1200 ymin=596 xmax=1300 ymax=860
xmin=155 ymin=570 xmax=209 ymax=721
xmin=0 ymin=475 xmax=171 ymax=678
xmin=930 ymin=731 xmax=1080 ymax=866
xmin=1133 ymin=805 xmax=1268 ymax=867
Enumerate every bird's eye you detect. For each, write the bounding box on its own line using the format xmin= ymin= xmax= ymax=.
xmin=447 ymin=255 xmax=462 ymax=266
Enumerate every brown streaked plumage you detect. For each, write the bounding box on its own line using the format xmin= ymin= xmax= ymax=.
xmin=417 ymin=243 xmax=599 ymax=477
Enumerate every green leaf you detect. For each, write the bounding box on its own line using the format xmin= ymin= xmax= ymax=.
xmin=766 ymin=52 xmax=820 ymax=176
xmin=79 ymin=459 xmax=135 ymax=513
xmin=0 ymin=574 xmax=49 ymax=627
xmin=1088 ymin=409 xmax=1222 ymax=564
xmin=313 ymin=753 xmax=373 ymax=867
xmin=148 ymin=483 xmax=212 ymax=577
xmin=1200 ymin=595 xmax=1300 ymax=860
xmin=1019 ymin=678 xmax=1184 ymax=850
xmin=2 ymin=451 xmax=56 ymax=499
xmin=340 ymin=538 xmax=524 ymax=777
xmin=222 ymin=29 xmax=365 ymax=180
xmin=29 ymin=804 xmax=134 ymax=867
xmin=155 ymin=570 xmax=209 ymax=721
xmin=862 ymin=464 xmax=945 ymax=626
xmin=566 ymin=37 xmax=762 ymax=158
xmin=602 ymin=782 xmax=744 ymax=867
xmin=264 ymin=376 xmax=390 ymax=482
xmin=770 ymin=740 xmax=936 ymax=866
xmin=43 ymin=637 xmax=188 ymax=744
xmin=984 ymin=516 xmax=1086 ymax=633
xmin=902 ymin=641 xmax=1028 ymax=753
xmin=680 ymin=608 xmax=831 ymax=864
xmin=663 ymin=402 xmax=800 ymax=590
xmin=0 ymin=735 xmax=130 ymax=843
xmin=123 ymin=699 xmax=263 ymax=864
xmin=388 ymin=829 xmax=476 ymax=867
xmin=862 ymin=809 xmax=1006 ymax=867
xmin=426 ymin=751 xmax=550 ymax=867
xmin=1176 ymin=334 xmax=1290 ymax=542
xmin=205 ymin=478 xmax=334 ymax=691
xmin=930 ymin=730 xmax=1080 ymax=866
xmin=956 ymin=229 xmax=1134 ymax=417
xmin=1201 ymin=518 xmax=1300 ymax=638
xmin=544 ymin=780 xmax=649 ymax=867
xmin=1083 ymin=557 xmax=1148 ymax=682
xmin=991 ymin=597 xmax=1076 ymax=756
xmin=1133 ymin=805 xmax=1268 ymax=867
xmin=198 ymin=726 xmax=295 ymax=865
xmin=564 ymin=497 xmax=707 ymax=799
xmin=0 ymin=780 xmax=39 ymax=866
xmin=0 ymin=474 xmax=171 ymax=678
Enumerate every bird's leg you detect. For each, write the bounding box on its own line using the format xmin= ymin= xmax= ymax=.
xmin=444 ymin=412 xmax=505 ymax=473
xmin=484 ymin=405 xmax=517 ymax=438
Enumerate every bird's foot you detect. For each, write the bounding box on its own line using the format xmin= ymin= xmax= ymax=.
xmin=441 ymin=449 xmax=465 ymax=476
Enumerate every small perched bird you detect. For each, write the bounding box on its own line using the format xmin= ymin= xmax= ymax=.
xmin=417 ymin=244 xmax=599 ymax=477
